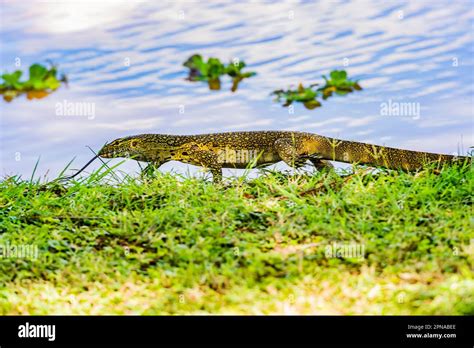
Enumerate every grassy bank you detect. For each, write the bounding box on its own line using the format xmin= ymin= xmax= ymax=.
xmin=0 ymin=163 xmax=472 ymax=314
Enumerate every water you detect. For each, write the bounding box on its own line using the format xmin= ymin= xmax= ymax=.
xmin=1 ymin=0 xmax=473 ymax=180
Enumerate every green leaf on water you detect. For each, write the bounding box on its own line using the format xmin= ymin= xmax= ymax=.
xmin=184 ymin=54 xmax=256 ymax=91
xmin=329 ymin=70 xmax=347 ymax=82
xmin=43 ymin=75 xmax=61 ymax=90
xmin=303 ymin=100 xmax=322 ymax=110
xmin=0 ymin=62 xmax=66 ymax=102
xmin=206 ymin=58 xmax=226 ymax=80
xmin=272 ymin=69 xmax=362 ymax=110
xmin=1 ymin=71 xmax=23 ymax=89
xmin=29 ymin=64 xmax=48 ymax=82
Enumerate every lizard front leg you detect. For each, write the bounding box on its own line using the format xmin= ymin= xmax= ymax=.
xmin=141 ymin=162 xmax=157 ymax=178
xmin=274 ymin=138 xmax=308 ymax=168
xmin=140 ymin=159 xmax=169 ymax=178
xmin=274 ymin=138 xmax=333 ymax=171
xmin=309 ymin=158 xmax=334 ymax=170
xmin=175 ymin=145 xmax=223 ymax=183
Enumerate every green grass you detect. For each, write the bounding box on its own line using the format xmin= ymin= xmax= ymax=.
xmin=0 ymin=163 xmax=472 ymax=314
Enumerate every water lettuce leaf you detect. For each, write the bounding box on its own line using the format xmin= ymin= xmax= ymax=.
xmin=184 ymin=54 xmax=256 ymax=92
xmin=272 ymin=70 xmax=362 ymax=110
xmin=0 ymin=62 xmax=67 ymax=102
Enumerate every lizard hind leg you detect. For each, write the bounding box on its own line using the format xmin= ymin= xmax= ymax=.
xmin=274 ymin=138 xmax=308 ymax=168
xmin=310 ymin=158 xmax=334 ymax=171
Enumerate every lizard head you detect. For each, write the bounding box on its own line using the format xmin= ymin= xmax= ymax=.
xmin=98 ymin=136 xmax=148 ymax=161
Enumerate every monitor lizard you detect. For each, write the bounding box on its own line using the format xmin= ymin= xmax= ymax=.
xmin=95 ymin=131 xmax=469 ymax=182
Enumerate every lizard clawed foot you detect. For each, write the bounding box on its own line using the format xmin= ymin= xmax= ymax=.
xmin=310 ymin=158 xmax=334 ymax=171
xmin=140 ymin=162 xmax=160 ymax=179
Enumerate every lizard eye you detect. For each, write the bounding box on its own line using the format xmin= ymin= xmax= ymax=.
xmin=130 ymin=140 xmax=138 ymax=148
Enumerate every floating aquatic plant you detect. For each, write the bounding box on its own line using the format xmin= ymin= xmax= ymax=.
xmin=319 ymin=70 xmax=362 ymax=99
xmin=272 ymin=70 xmax=362 ymax=110
xmin=0 ymin=62 xmax=67 ymax=102
xmin=225 ymin=60 xmax=257 ymax=92
xmin=271 ymin=83 xmax=322 ymax=110
xmin=183 ymin=54 xmax=256 ymax=91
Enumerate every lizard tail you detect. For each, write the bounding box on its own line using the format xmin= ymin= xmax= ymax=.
xmin=307 ymin=134 xmax=470 ymax=171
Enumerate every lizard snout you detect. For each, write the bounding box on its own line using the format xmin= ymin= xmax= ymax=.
xmin=98 ymin=144 xmax=114 ymax=158
xmin=98 ymin=143 xmax=133 ymax=159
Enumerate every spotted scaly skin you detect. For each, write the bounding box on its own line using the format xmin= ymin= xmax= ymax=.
xmin=98 ymin=131 xmax=469 ymax=182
